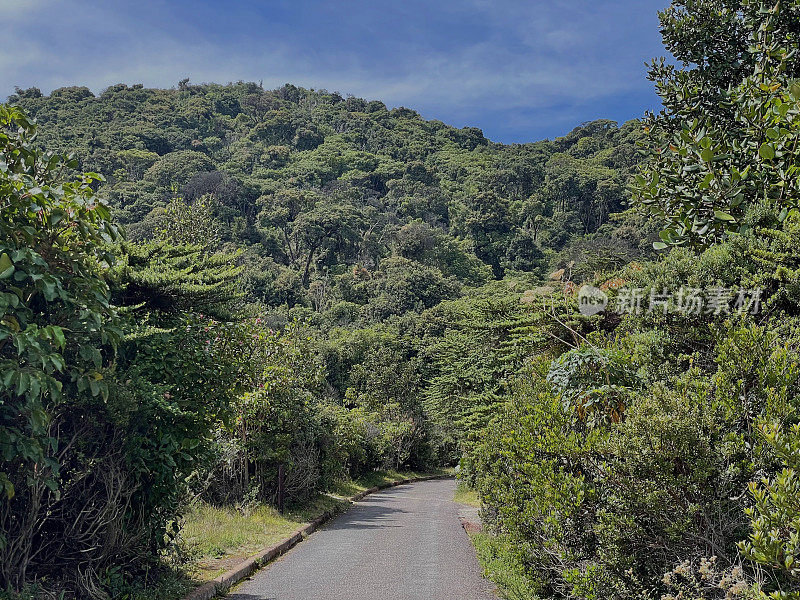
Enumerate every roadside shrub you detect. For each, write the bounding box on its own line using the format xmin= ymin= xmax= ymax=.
xmin=0 ymin=105 xmax=122 ymax=593
xmin=0 ymin=105 xmax=245 ymax=596
xmin=475 ymin=367 xmax=604 ymax=598
xmin=740 ymin=422 xmax=800 ymax=599
xmin=476 ymin=321 xmax=800 ymax=599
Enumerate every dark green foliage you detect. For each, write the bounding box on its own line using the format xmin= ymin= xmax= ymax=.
xmin=396 ymin=220 xmax=490 ymax=284
xmin=108 ymin=241 xmax=242 ymax=318
xmin=0 ymin=104 xmax=247 ymax=597
xmin=476 ymin=322 xmax=800 ymax=599
xmin=0 ymin=106 xmax=121 ymax=590
xmin=468 ymin=3 xmax=800 ymax=599
xmin=9 ymin=82 xmax=642 ymax=310
xmin=634 ymin=1 xmax=800 ymax=249
xmin=421 ymin=279 xmax=585 ymax=469
xmin=361 ymin=257 xmax=462 ymax=320
xmin=652 ymin=0 xmax=800 ymax=122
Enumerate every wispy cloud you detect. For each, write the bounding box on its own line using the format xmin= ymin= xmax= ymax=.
xmin=0 ymin=0 xmax=669 ymax=142
xmin=0 ymin=0 xmax=51 ymax=18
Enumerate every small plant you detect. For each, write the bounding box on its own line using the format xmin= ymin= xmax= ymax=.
xmin=546 ymin=345 xmax=639 ymax=425
xmin=740 ymin=422 xmax=800 ymax=600
xmin=660 ymin=558 xmax=755 ymax=600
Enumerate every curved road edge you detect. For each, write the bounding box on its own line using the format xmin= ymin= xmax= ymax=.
xmin=181 ymin=474 xmax=451 ymax=600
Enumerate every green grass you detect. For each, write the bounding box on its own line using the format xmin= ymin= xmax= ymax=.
xmin=160 ymin=468 xmax=450 ymax=593
xmin=129 ymin=570 xmax=194 ymax=600
xmin=453 ymin=481 xmax=481 ymax=507
xmin=180 ymin=493 xmax=348 ymax=581
xmin=470 ymin=532 xmax=541 ymax=600
xmin=453 ymin=482 xmax=539 ymax=599
xmin=325 ymin=467 xmax=449 ymax=497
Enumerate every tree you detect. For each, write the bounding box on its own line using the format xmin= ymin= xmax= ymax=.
xmin=0 ymin=105 xmax=120 ymax=589
xmin=0 ymin=105 xmax=245 ymax=597
xmin=653 ymin=0 xmax=800 ymax=121
xmin=293 ymin=201 xmax=364 ymax=285
xmin=231 ymin=320 xmax=325 ymax=503
xmin=109 ymin=241 xmax=242 ymax=318
xmin=634 ymin=1 xmax=800 ymax=249
xmin=144 ymin=150 xmax=214 ymax=189
xmin=462 ymin=191 xmax=513 ymax=277
xmin=740 ymin=421 xmax=800 ymax=599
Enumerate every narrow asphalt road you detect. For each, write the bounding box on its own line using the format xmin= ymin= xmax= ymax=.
xmin=227 ymin=478 xmax=495 ymax=600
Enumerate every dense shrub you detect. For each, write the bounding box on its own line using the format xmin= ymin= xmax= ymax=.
xmin=0 ymin=106 xmax=246 ymax=597
xmin=476 ymin=324 xmax=800 ymax=599
xmin=0 ymin=105 xmax=122 ymax=592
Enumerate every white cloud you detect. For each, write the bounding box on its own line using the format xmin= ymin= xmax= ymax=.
xmin=0 ymin=0 xmax=666 ymax=140
xmin=0 ymin=0 xmax=50 ymax=18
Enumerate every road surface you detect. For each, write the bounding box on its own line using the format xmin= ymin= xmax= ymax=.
xmin=227 ymin=478 xmax=495 ymax=600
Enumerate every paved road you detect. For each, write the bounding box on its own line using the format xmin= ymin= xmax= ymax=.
xmin=227 ymin=478 xmax=495 ymax=600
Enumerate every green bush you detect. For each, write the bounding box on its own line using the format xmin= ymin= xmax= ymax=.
xmin=0 ymin=105 xmax=121 ymax=592
xmin=475 ymin=319 xmax=800 ymax=599
xmin=0 ymin=105 xmax=246 ymax=597
xmin=740 ymin=422 xmax=800 ymax=599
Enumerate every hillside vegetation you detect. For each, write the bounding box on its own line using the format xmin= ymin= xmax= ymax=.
xmin=2 ymin=0 xmax=800 ymax=599
xmin=10 ymin=78 xmax=651 ymax=290
xmin=1 ymin=77 xmax=651 ymax=600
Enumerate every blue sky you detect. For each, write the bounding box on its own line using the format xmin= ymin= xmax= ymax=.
xmin=1 ymin=0 xmax=670 ymax=143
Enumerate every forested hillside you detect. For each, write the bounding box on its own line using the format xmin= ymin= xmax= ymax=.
xmin=2 ymin=72 xmax=656 ymax=600
xmin=3 ymin=0 xmax=800 ymax=599
xmin=9 ymin=82 xmax=650 ymax=297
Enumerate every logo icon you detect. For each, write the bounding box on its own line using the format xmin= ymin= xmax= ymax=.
xmin=578 ymin=285 xmax=608 ymax=316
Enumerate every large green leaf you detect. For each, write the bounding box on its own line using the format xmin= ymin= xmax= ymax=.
xmin=714 ymin=210 xmax=736 ymax=222
xmin=0 ymin=253 xmax=13 ymax=279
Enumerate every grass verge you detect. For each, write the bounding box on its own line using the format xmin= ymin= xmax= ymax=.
xmin=470 ymin=532 xmax=541 ymax=600
xmin=453 ymin=480 xmax=481 ymax=507
xmin=148 ymin=468 xmax=449 ymax=599
xmin=180 ymin=493 xmax=348 ymax=582
xmin=325 ymin=467 xmax=448 ymax=497
xmin=453 ymin=482 xmax=540 ymax=600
